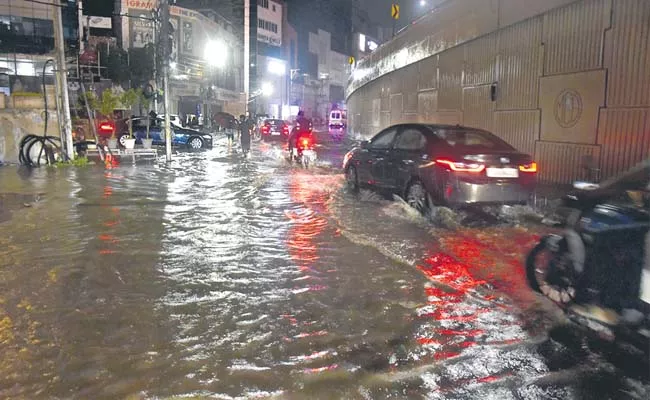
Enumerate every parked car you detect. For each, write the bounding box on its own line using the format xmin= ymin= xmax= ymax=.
xmin=260 ymin=119 xmax=290 ymax=141
xmin=342 ymin=124 xmax=538 ymax=210
xmin=126 ymin=117 xmax=213 ymax=149
xmin=158 ymin=114 xmax=184 ymax=129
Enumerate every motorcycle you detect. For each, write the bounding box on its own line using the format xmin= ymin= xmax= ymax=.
xmin=289 ymin=135 xmax=316 ymax=169
xmin=525 ymin=159 xmax=650 ymax=350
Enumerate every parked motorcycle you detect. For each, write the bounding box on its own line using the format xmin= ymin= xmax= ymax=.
xmin=525 ymin=159 xmax=650 ymax=350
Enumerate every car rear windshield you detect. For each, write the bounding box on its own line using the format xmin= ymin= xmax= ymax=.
xmin=265 ymin=119 xmax=284 ymax=125
xmin=433 ymin=128 xmax=514 ymax=151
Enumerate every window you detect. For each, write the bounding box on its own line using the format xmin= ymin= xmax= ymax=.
xmin=395 ymin=129 xmax=427 ymax=151
xmin=272 ymin=5 xmax=276 ymax=12
xmin=434 ymin=128 xmax=514 ymax=151
xmin=258 ymin=0 xmax=269 ymax=8
xmin=370 ymin=128 xmax=397 ymax=150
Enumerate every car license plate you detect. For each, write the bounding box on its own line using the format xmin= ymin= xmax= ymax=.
xmin=271 ymin=130 xmax=280 ymax=135
xmin=486 ymin=167 xmax=519 ymax=178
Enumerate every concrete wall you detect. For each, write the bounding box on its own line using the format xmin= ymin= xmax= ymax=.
xmin=0 ymin=88 xmax=59 ymax=164
xmin=0 ymin=109 xmax=60 ymax=164
xmin=346 ymin=0 xmax=650 ymax=184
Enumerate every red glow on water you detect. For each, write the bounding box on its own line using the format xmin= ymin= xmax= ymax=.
xmin=418 ymin=253 xmax=486 ymax=292
xmin=303 ymin=364 xmax=338 ymax=374
xmin=477 ymin=375 xmax=501 ymax=384
xmin=438 ymin=329 xmax=484 ymax=337
xmin=417 ymin=337 xmax=441 ymax=345
xmin=434 ymin=351 xmax=460 ymax=361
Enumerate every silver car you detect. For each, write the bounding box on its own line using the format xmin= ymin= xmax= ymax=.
xmin=343 ymin=124 xmax=538 ymax=210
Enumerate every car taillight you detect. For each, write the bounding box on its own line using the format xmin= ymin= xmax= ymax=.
xmin=519 ymin=162 xmax=538 ymax=173
xmin=301 ymin=138 xmax=311 ymax=147
xmin=435 ymin=158 xmax=485 ymax=173
xmin=99 ymin=122 xmax=115 ymax=133
xmin=282 ymin=126 xmax=289 ymax=134
xmin=261 ymin=125 xmax=269 ymax=134
xmin=99 ymin=122 xmax=114 ymax=133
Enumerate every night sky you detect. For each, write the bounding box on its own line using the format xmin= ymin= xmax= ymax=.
xmin=80 ymin=0 xmax=434 ymax=32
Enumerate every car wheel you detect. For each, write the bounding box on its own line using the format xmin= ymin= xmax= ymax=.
xmin=117 ymin=133 xmax=129 ymax=148
xmin=406 ymin=180 xmax=430 ymax=214
xmin=346 ymin=165 xmax=359 ymax=192
xmin=188 ymin=136 xmax=204 ymax=149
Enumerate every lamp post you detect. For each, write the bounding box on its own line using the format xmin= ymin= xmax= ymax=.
xmin=204 ymin=39 xmax=228 ymax=129
xmin=289 ymin=69 xmax=299 ymax=113
xmin=267 ymin=59 xmax=286 ymax=118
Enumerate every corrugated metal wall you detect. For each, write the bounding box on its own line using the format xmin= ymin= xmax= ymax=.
xmin=347 ymin=0 xmax=650 ymax=184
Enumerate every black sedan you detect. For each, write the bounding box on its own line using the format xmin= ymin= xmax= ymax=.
xmin=342 ymin=124 xmax=538 ymax=210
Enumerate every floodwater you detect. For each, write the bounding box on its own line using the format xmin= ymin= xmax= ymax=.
xmin=0 ymin=130 xmax=647 ymax=399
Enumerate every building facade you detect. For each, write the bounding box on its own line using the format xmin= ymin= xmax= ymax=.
xmin=0 ymin=0 xmax=78 ymax=92
xmin=347 ymin=0 xmax=650 ymax=185
xmin=116 ymin=0 xmax=245 ymax=118
xmin=305 ymin=29 xmax=348 ymax=121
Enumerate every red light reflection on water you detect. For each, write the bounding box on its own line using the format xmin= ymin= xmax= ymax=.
xmin=438 ymin=227 xmax=551 ymax=299
xmin=413 ymin=225 xmax=551 ymax=377
xmin=281 ymin=173 xmax=336 ymax=367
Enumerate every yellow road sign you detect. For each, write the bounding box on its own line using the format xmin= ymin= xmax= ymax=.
xmin=391 ymin=4 xmax=400 ymax=20
xmin=348 ymin=56 xmax=355 ymax=65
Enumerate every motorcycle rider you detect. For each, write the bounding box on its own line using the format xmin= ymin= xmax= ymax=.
xmin=288 ymin=110 xmax=313 ymax=156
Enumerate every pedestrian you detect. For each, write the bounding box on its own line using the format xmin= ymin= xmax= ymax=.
xmin=239 ymin=114 xmax=251 ymax=156
xmin=225 ymin=115 xmax=236 ymax=147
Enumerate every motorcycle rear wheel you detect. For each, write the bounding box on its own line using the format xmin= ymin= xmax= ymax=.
xmin=526 ymin=235 xmax=578 ymax=305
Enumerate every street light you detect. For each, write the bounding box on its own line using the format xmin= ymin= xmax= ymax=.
xmin=204 ymin=39 xmax=227 ymax=68
xmin=261 ymin=82 xmax=274 ymax=97
xmin=267 ymin=59 xmax=286 ymax=76
xmin=420 ymin=0 xmax=427 ymax=6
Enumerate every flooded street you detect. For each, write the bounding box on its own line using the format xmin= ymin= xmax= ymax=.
xmin=0 ymin=131 xmax=648 ymax=399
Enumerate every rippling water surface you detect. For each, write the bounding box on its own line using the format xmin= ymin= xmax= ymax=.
xmin=0 ymin=133 xmax=647 ymax=399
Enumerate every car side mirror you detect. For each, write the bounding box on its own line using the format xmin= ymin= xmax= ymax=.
xmin=360 ymin=140 xmax=369 ymax=149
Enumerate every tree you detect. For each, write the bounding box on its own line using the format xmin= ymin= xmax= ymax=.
xmin=120 ymin=88 xmax=142 ymax=138
xmin=139 ymin=91 xmax=153 ymax=139
xmin=98 ymin=44 xmax=156 ymax=90
xmin=82 ymin=89 xmax=121 ymax=139
xmin=98 ymin=44 xmax=129 ymax=85
xmin=128 ymin=43 xmax=156 ymax=88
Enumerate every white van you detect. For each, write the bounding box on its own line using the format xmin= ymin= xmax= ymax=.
xmin=329 ymin=110 xmax=347 ymax=128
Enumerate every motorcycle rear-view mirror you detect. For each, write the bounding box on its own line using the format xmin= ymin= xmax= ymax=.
xmin=360 ymin=140 xmax=369 ymax=148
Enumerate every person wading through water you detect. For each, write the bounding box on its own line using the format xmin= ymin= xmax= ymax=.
xmin=239 ymin=113 xmax=252 ymax=156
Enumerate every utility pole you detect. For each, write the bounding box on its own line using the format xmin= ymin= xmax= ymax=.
xmin=54 ymin=1 xmax=74 ymax=160
xmin=152 ymin=8 xmax=159 ymax=113
xmin=77 ymin=0 xmax=84 ymax=53
xmin=244 ymin=0 xmax=250 ymax=114
xmin=161 ymin=0 xmax=172 ymax=162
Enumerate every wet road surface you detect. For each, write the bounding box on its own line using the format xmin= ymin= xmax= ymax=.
xmin=0 ymin=129 xmax=648 ymax=399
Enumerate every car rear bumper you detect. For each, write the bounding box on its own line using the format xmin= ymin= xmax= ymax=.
xmin=445 ymin=180 xmax=535 ymax=205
